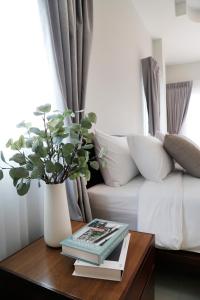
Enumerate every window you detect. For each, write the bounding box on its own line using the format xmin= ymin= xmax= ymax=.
xmin=181 ymin=80 xmax=200 ymax=146
xmin=0 ymin=0 xmax=61 ymax=151
xmin=0 ymin=0 xmax=62 ymax=261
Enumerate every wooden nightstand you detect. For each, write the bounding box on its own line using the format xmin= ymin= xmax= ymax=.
xmin=0 ymin=221 xmax=155 ymax=300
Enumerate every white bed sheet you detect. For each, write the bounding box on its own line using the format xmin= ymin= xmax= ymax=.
xmin=88 ymin=172 xmax=200 ymax=252
xmin=88 ymin=175 xmax=145 ymax=230
xmin=182 ymin=174 xmax=200 ymax=252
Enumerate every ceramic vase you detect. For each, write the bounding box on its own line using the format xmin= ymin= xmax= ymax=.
xmin=44 ymin=183 xmax=72 ymax=247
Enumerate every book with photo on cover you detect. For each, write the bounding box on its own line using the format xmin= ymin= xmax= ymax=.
xmin=60 ymin=219 xmax=129 ymax=265
xmin=73 ymin=233 xmax=130 ymax=281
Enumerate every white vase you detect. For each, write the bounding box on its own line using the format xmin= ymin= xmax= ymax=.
xmin=44 ymin=183 xmax=72 ymax=247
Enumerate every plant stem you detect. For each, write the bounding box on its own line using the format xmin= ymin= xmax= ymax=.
xmin=61 ymin=142 xmax=80 ymax=182
xmin=43 ymin=113 xmax=52 ymax=160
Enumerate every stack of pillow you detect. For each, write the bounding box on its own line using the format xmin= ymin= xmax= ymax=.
xmin=93 ymin=129 xmax=200 ymax=187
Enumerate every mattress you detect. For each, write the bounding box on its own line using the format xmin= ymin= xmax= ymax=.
xmin=88 ymin=175 xmax=145 ymax=230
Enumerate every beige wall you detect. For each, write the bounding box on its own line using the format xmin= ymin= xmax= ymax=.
xmin=166 ymin=62 xmax=200 ymax=83
xmin=86 ymin=0 xmax=152 ymax=135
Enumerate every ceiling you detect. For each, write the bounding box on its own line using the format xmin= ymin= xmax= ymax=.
xmin=133 ymin=0 xmax=200 ymax=65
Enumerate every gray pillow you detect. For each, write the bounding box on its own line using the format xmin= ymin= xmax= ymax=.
xmin=164 ymin=134 xmax=200 ymax=178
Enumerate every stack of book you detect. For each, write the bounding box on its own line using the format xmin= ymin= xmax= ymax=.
xmin=60 ymin=218 xmax=130 ymax=281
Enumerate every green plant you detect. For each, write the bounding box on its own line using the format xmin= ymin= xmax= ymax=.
xmin=0 ymin=104 xmax=101 ymax=196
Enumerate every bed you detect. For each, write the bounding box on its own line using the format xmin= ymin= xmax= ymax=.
xmin=88 ymin=170 xmax=200 ymax=254
xmin=88 ymin=132 xmax=200 ymax=270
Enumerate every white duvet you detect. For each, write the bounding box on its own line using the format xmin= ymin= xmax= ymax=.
xmin=138 ymin=171 xmax=200 ymax=252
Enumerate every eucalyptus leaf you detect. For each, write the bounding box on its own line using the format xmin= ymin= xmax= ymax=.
xmin=81 ymin=118 xmax=92 ymax=129
xmin=6 ymin=138 xmax=13 ymax=148
xmin=16 ymin=120 xmax=26 ymax=128
xmin=69 ymin=172 xmax=80 ymax=180
xmin=32 ymin=139 xmax=43 ymax=153
xmin=78 ymin=157 xmax=87 ymax=167
xmin=0 ymin=170 xmax=3 ymax=180
xmin=45 ymin=160 xmax=55 ymax=173
xmin=26 ymin=162 xmax=34 ymax=171
xmin=17 ymin=121 xmax=32 ymax=129
xmin=31 ymin=166 xmax=44 ymax=179
xmin=54 ymin=162 xmax=63 ymax=173
xmin=11 ymin=141 xmax=20 ymax=150
xmin=48 ymin=118 xmax=64 ymax=129
xmin=88 ymin=112 xmax=97 ymax=124
xmin=63 ymin=109 xmax=73 ymax=117
xmin=33 ymin=111 xmax=44 ymax=116
xmin=0 ymin=151 xmax=6 ymax=163
xmin=85 ymin=169 xmax=91 ymax=181
xmin=13 ymin=178 xmax=19 ymax=187
xmin=47 ymin=113 xmax=63 ymax=121
xmin=64 ymin=154 xmax=71 ymax=164
xmin=37 ymin=146 xmax=48 ymax=158
xmin=9 ymin=153 xmax=26 ymax=165
xmin=38 ymin=130 xmax=46 ymax=138
xmin=29 ymin=127 xmax=41 ymax=135
xmin=17 ymin=181 xmax=30 ymax=196
xmin=71 ymin=124 xmax=81 ymax=132
xmin=9 ymin=167 xmax=29 ymax=179
xmin=36 ymin=103 xmax=51 ymax=113
xmin=18 ymin=135 xmax=25 ymax=149
xmin=28 ymin=154 xmax=43 ymax=167
xmin=52 ymin=136 xmax=64 ymax=144
xmin=77 ymin=149 xmax=86 ymax=157
xmin=25 ymin=138 xmax=33 ymax=148
xmin=83 ymin=144 xmax=94 ymax=150
xmin=62 ymin=143 xmax=74 ymax=156
xmin=89 ymin=161 xmax=99 ymax=170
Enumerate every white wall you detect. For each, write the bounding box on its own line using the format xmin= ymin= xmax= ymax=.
xmin=152 ymin=39 xmax=167 ymax=133
xmin=166 ymin=62 xmax=200 ymax=83
xmin=86 ymin=0 xmax=152 ymax=135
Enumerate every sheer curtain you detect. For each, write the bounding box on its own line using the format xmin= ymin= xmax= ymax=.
xmin=181 ymin=80 xmax=200 ymax=146
xmin=0 ymin=1 xmax=62 ymax=261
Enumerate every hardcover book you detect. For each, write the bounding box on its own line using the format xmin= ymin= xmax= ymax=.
xmin=60 ymin=218 xmax=129 ymax=265
xmin=73 ymin=233 xmax=130 ymax=281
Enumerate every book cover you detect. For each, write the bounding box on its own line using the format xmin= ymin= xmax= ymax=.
xmin=60 ymin=218 xmax=129 ymax=265
xmin=73 ymin=233 xmax=131 ymax=281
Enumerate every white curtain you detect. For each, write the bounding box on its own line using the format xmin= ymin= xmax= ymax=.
xmin=181 ymin=80 xmax=200 ymax=146
xmin=0 ymin=1 xmax=62 ymax=261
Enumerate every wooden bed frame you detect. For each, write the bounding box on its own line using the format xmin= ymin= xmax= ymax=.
xmin=87 ymin=167 xmax=200 ymax=273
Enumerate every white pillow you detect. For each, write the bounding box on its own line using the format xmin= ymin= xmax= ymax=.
xmin=127 ymin=135 xmax=173 ymax=182
xmin=94 ymin=130 xmax=139 ymax=187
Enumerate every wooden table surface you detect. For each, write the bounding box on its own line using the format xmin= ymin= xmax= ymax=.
xmin=0 ymin=221 xmax=154 ymax=300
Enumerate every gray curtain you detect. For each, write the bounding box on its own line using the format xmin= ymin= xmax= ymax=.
xmin=141 ymin=57 xmax=160 ymax=136
xmin=166 ymin=81 xmax=193 ymax=134
xmin=41 ymin=0 xmax=93 ymax=222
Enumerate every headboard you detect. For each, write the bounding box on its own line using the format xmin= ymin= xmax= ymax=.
xmin=87 ymin=146 xmax=104 ymax=188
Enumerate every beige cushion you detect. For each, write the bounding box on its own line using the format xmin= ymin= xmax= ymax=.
xmin=164 ymin=134 xmax=200 ymax=178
